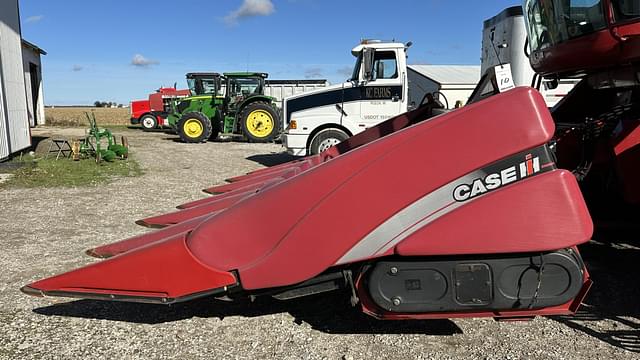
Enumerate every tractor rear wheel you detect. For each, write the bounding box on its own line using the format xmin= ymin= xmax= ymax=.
xmin=177 ymin=112 xmax=212 ymax=143
xmin=240 ymin=102 xmax=279 ymax=143
xmin=140 ymin=114 xmax=157 ymax=131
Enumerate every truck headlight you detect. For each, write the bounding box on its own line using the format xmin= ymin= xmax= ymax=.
xmin=290 ymin=120 xmax=297 ymax=130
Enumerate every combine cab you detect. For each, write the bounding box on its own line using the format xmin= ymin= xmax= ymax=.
xmin=523 ymin=0 xmax=640 ymax=211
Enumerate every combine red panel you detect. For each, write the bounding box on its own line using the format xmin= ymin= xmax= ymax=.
xmin=396 ymin=170 xmax=592 ymax=256
xmin=530 ymin=26 xmax=640 ymax=77
xmin=332 ymin=102 xmax=440 ymax=155
xmin=185 ymin=88 xmax=557 ymax=290
xmin=178 ymin=177 xmax=284 ymax=209
xmin=137 ymin=191 xmax=252 ymax=228
xmin=225 ymin=157 xmax=319 ymax=183
xmin=203 ymin=167 xmax=300 ymax=194
xmin=23 ymin=233 xmax=236 ymax=303
xmin=87 ymin=213 xmax=214 ymax=259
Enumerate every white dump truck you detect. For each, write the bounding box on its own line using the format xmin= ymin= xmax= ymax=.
xmin=281 ymin=40 xmax=480 ymax=156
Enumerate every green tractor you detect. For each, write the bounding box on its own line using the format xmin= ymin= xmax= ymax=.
xmin=168 ymin=72 xmax=280 ymax=143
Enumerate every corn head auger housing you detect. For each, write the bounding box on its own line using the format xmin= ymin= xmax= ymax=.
xmin=23 ymin=88 xmax=595 ymax=320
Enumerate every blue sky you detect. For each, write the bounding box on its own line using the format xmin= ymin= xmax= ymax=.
xmin=19 ymin=0 xmax=519 ymax=105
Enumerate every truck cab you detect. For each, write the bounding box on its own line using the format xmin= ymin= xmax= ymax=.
xmin=282 ymin=40 xmax=410 ymax=156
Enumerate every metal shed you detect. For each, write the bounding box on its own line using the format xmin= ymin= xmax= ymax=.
xmin=22 ymin=39 xmax=46 ymax=128
xmin=0 ymin=0 xmax=45 ymax=161
xmin=408 ymin=65 xmax=481 ymax=108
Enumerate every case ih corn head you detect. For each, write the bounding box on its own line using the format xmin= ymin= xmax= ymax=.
xmin=22 ymin=0 xmax=639 ymax=322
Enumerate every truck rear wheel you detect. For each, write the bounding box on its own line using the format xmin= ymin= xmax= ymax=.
xmin=140 ymin=114 xmax=158 ymax=131
xmin=240 ymin=102 xmax=279 ymax=143
xmin=309 ymin=128 xmax=349 ymax=155
xmin=177 ymin=112 xmax=213 ymax=143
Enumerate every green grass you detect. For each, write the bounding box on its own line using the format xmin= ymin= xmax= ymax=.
xmin=0 ymin=155 xmax=143 ymax=188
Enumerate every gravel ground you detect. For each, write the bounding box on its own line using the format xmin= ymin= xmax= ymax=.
xmin=0 ymin=127 xmax=638 ymax=359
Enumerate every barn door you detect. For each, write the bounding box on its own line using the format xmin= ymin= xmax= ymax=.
xmin=29 ymin=62 xmax=39 ymax=126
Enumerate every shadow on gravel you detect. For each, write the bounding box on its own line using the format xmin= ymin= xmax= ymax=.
xmin=33 ymin=290 xmax=462 ymax=335
xmin=552 ymin=234 xmax=640 ymax=353
xmin=246 ymin=153 xmax=297 ymax=167
xmin=161 ymin=136 xmax=239 ymax=143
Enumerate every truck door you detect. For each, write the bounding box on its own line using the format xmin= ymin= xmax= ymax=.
xmin=360 ymin=50 xmax=403 ymax=128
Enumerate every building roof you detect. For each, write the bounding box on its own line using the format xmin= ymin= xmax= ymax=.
xmin=408 ymin=65 xmax=481 ymax=85
xmin=21 ymin=39 xmax=47 ymax=55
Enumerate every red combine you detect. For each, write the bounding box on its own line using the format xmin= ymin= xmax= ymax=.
xmin=22 ymin=0 xmax=639 ymax=321
xmin=130 ymin=86 xmax=190 ymax=131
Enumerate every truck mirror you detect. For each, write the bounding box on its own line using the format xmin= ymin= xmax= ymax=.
xmin=363 ymin=48 xmax=375 ymax=81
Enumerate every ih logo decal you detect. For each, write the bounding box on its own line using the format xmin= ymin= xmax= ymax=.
xmin=453 ymin=154 xmax=541 ymax=202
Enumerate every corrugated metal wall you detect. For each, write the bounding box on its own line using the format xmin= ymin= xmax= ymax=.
xmin=0 ymin=66 xmax=7 ymax=160
xmin=0 ymin=0 xmax=31 ymax=160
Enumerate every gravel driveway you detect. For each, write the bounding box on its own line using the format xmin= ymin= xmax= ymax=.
xmin=0 ymin=127 xmax=638 ymax=359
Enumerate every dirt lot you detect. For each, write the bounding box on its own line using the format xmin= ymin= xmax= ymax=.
xmin=45 ymin=107 xmax=130 ymax=126
xmin=1 ymin=127 xmax=639 ymax=359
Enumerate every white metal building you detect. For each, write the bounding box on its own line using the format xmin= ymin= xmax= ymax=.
xmin=22 ymin=40 xmax=46 ymax=128
xmin=0 ymin=0 xmax=46 ymax=161
xmin=408 ymin=65 xmax=481 ymax=108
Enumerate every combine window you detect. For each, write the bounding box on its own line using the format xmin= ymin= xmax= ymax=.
xmin=524 ymin=0 xmax=607 ymax=52
xmin=613 ymin=0 xmax=640 ymax=22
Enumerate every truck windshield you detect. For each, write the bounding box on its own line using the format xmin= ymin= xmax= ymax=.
xmin=351 ymin=52 xmax=362 ymax=81
xmin=524 ymin=0 xmax=607 ymax=52
xmin=228 ymin=77 xmax=261 ymax=97
xmin=613 ymin=0 xmax=640 ymax=22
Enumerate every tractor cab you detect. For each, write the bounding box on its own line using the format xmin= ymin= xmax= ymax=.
xmin=523 ymin=0 xmax=640 ymax=77
xmin=185 ymin=72 xmax=222 ymax=96
xmin=222 ymin=72 xmax=268 ymax=111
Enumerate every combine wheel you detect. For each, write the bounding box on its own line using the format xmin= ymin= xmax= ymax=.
xmin=140 ymin=114 xmax=158 ymax=131
xmin=240 ymin=102 xmax=278 ymax=143
xmin=309 ymin=128 xmax=349 ymax=155
xmin=177 ymin=112 xmax=213 ymax=143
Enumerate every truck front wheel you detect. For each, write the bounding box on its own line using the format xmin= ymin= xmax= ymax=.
xmin=177 ymin=112 xmax=213 ymax=143
xmin=309 ymin=128 xmax=349 ymax=155
xmin=240 ymin=102 xmax=279 ymax=143
xmin=140 ymin=114 xmax=158 ymax=131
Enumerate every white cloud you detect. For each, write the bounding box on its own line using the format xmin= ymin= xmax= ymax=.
xmin=26 ymin=15 xmax=44 ymax=23
xmin=305 ymin=67 xmax=324 ymax=79
xmin=337 ymin=66 xmax=353 ymax=78
xmin=224 ymin=0 xmax=275 ymax=25
xmin=131 ymin=54 xmax=158 ymax=67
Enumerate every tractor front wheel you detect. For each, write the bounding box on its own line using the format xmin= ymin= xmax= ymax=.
xmin=240 ymin=102 xmax=279 ymax=143
xmin=177 ymin=112 xmax=213 ymax=143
